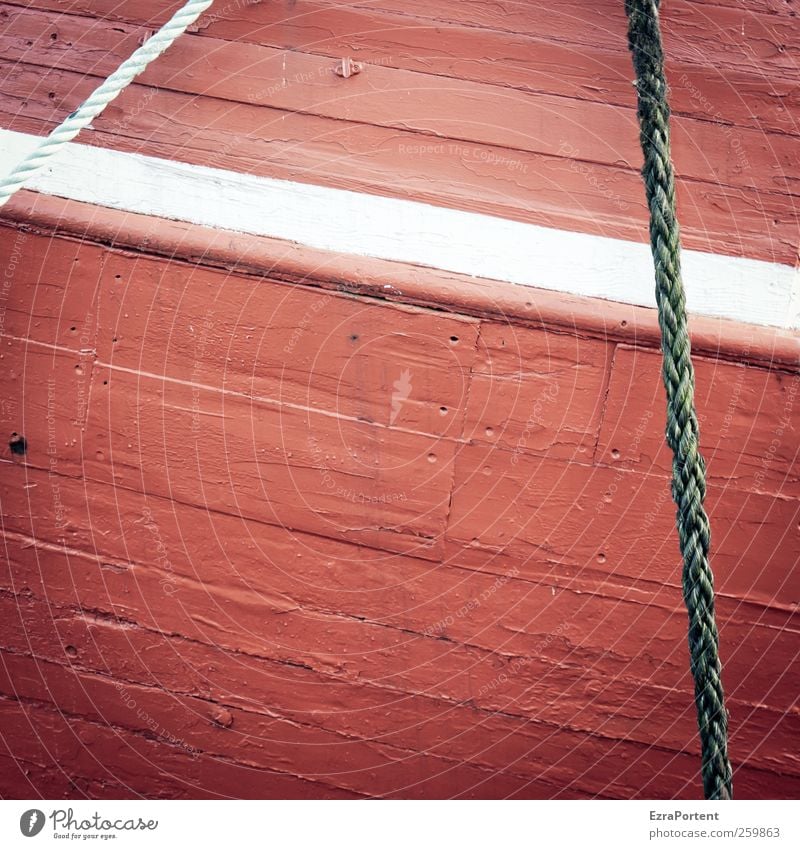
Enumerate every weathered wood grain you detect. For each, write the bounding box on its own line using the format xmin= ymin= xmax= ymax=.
xmin=0 ymin=592 xmax=792 ymax=799
xmin=596 ymin=345 xmax=800 ymax=498
xmin=3 ymin=5 xmax=797 ymax=199
xmin=3 ymin=61 xmax=796 ymax=266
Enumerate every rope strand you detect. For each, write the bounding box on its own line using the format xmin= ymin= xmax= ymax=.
xmin=625 ymin=0 xmax=732 ymax=800
xmin=0 ymin=0 xmax=215 ymax=209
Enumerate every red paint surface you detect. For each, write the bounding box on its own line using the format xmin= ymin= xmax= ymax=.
xmin=0 ymin=216 xmax=798 ymax=799
xmin=4 ymin=195 xmax=798 ymax=370
xmin=0 ymin=1 xmax=798 ymax=263
xmin=0 ymin=0 xmax=798 ymax=798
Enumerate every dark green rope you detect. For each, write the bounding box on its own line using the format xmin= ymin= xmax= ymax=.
xmin=625 ymin=0 xmax=732 ymax=800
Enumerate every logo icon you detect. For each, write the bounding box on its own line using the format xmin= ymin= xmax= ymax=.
xmin=20 ymin=809 xmax=45 ymax=837
xmin=390 ymin=369 xmax=412 ymax=425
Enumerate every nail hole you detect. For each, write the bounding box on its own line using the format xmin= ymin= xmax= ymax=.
xmin=620 ymin=320 xmax=628 ymax=328
xmin=439 ymin=406 xmax=448 ymax=415
xmin=9 ymin=434 xmax=27 ymax=455
xmin=349 ymin=333 xmax=359 ymax=342
xmin=427 ymin=452 xmax=437 ymax=463
xmin=485 ymin=426 xmax=494 ymax=437
xmin=597 ymin=552 xmax=606 ymax=564
xmin=69 ymin=325 xmax=76 ymax=332
xmin=449 ymin=335 xmax=459 ymax=344
xmin=65 ymin=645 xmax=78 ymax=658
xmin=611 ymin=448 xmax=620 ymax=460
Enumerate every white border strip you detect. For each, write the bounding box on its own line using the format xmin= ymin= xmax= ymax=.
xmin=2 ymin=128 xmax=798 ymax=330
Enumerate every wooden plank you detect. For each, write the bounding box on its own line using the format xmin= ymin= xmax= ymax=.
xmin=3 ymin=127 xmax=799 ymax=328
xmin=446 ymin=444 xmax=800 ymax=609
xmin=0 ymin=227 xmax=103 ymax=350
xmin=0 ymin=753 xmax=130 ymax=799
xmin=81 ymin=363 xmax=458 ymax=559
xmin=4 ymin=197 xmax=799 ymax=372
xmin=8 ymin=0 xmax=797 ymax=82
xmin=1 ymin=651 xmax=570 ymax=800
xmin=1 ymin=483 xmax=797 ymax=771
xmin=462 ymin=322 xmax=613 ymax=461
xmin=1 ymin=572 xmax=797 ymax=796
xmin=96 ymin=246 xmax=479 ymax=436
xmin=0 ymin=462 xmax=796 ymax=713
xmin=0 ymin=227 xmax=480 ymax=438
xmin=341 ymin=0 xmax=800 ymax=80
xmin=2 ymin=0 xmax=795 ymax=135
xmin=0 ymin=696 xmax=361 ymax=799
xmin=2 ymin=597 xmax=794 ymax=799
xmin=3 ymin=6 xmax=797 ymax=201
xmin=596 ymin=345 xmax=800 ymax=498
xmin=3 ymin=64 xmax=797 ymax=268
xmin=0 ymin=336 xmax=89 ymax=475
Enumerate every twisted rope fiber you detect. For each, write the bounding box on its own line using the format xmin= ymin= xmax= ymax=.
xmin=0 ymin=0 xmax=215 ymax=209
xmin=625 ymin=0 xmax=732 ymax=800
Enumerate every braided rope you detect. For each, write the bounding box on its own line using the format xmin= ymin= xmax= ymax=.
xmin=0 ymin=0 xmax=215 ymax=209
xmin=625 ymin=0 xmax=732 ymax=800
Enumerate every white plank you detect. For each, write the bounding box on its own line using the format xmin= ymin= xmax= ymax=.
xmin=1 ymin=128 xmax=798 ymax=330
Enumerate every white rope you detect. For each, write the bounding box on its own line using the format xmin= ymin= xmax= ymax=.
xmin=0 ymin=0 xmax=215 ymax=209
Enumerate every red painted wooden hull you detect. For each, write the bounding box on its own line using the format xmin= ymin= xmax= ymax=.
xmin=0 ymin=202 xmax=797 ymax=799
xmin=0 ymin=0 xmax=798 ymax=800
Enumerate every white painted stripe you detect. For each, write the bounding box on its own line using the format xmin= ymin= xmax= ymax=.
xmin=1 ymin=128 xmax=798 ymax=330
